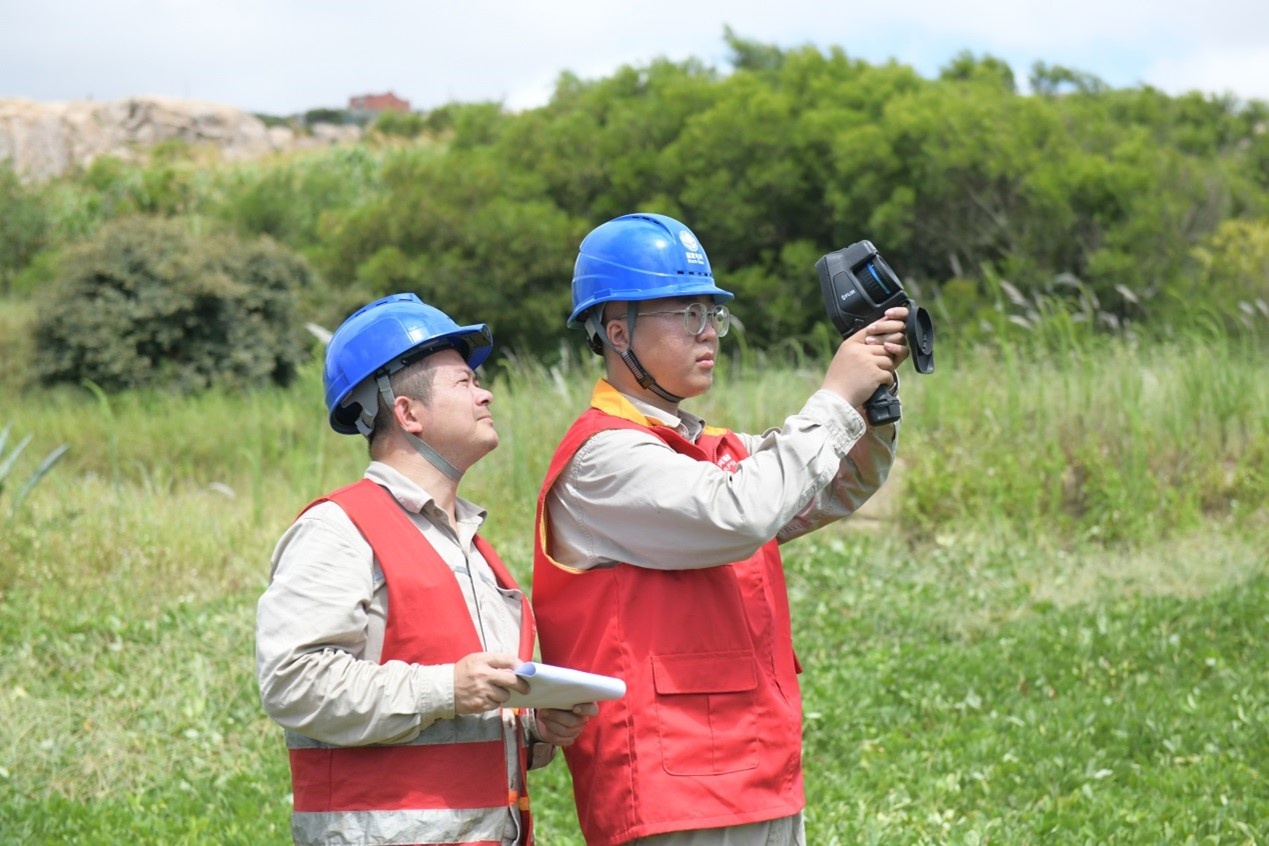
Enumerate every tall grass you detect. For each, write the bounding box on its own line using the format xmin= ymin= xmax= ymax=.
xmin=898 ymin=329 xmax=1265 ymax=544
xmin=0 ymin=310 xmax=1264 ymax=843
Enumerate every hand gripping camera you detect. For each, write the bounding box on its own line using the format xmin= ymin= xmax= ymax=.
xmin=816 ymin=240 xmax=934 ymax=426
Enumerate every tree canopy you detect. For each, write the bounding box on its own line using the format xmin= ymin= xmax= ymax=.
xmin=4 ymin=36 xmax=1266 ymax=381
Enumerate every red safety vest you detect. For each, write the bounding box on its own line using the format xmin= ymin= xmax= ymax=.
xmin=286 ymin=479 xmax=536 ymax=846
xmin=533 ymin=391 xmax=805 ymax=846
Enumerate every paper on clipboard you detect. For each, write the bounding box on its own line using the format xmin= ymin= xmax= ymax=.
xmin=503 ymin=662 xmax=626 ymax=710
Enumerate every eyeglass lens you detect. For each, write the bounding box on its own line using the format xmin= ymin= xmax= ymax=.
xmin=681 ymin=303 xmax=730 ymax=337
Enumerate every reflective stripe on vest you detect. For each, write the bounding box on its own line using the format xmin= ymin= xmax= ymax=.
xmin=292 ymin=807 xmax=506 ymax=846
xmin=286 ymin=479 xmax=535 ymax=846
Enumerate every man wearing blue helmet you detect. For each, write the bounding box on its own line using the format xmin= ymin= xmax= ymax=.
xmin=532 ymin=215 xmax=909 ymax=845
xmin=256 ymin=293 xmax=596 ymax=846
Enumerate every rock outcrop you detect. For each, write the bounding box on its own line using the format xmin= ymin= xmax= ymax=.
xmin=0 ymin=95 xmax=361 ymax=182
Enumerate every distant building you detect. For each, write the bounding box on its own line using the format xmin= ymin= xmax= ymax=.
xmin=348 ymin=92 xmax=411 ymax=114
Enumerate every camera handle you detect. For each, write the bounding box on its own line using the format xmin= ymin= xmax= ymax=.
xmin=865 ymin=385 xmax=902 ymax=426
xmin=862 ymin=304 xmax=934 ymax=426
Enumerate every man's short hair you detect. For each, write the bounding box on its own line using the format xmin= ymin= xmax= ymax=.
xmin=367 ymin=359 xmax=438 ymax=456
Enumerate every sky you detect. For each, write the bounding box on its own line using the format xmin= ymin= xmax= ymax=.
xmin=3 ymin=1 xmax=1269 ymax=115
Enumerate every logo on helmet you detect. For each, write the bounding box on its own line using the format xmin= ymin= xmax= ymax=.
xmin=678 ymin=229 xmax=706 ymax=266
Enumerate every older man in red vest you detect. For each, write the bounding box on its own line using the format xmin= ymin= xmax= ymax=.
xmin=257 ymin=293 xmax=596 ymax=846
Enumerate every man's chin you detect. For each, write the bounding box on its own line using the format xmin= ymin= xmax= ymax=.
xmin=684 ymin=373 xmax=714 ymax=396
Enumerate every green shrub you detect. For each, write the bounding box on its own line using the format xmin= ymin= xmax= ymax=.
xmin=0 ymin=164 xmax=50 ymax=294
xmin=1184 ymin=218 xmax=1269 ymax=329
xmin=370 ymin=109 xmax=428 ymax=139
xmin=32 ymin=217 xmax=314 ymax=393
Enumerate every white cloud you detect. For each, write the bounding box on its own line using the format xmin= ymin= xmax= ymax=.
xmin=1147 ymin=46 xmax=1269 ymax=101
xmin=2 ymin=0 xmax=1267 ymax=113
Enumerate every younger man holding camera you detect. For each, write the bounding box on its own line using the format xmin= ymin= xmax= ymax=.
xmin=532 ymin=213 xmax=909 ymax=845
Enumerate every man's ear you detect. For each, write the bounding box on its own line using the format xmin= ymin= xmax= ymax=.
xmin=393 ymin=394 xmax=426 ymax=435
xmin=604 ymin=317 xmax=630 ymax=352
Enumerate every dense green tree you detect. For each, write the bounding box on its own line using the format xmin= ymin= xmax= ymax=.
xmin=495 ymin=59 xmax=721 ymax=220
xmin=940 ymin=50 xmax=1017 ymax=92
xmin=724 ymin=25 xmax=787 ymax=72
xmin=446 ymin=101 xmax=513 ymax=150
xmin=7 ymin=36 xmax=1267 ymax=360
xmin=319 ymin=146 xmax=581 ymax=358
xmin=662 ymin=47 xmax=927 ymax=343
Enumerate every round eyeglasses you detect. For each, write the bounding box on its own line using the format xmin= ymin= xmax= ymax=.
xmin=634 ymin=303 xmax=731 ymax=337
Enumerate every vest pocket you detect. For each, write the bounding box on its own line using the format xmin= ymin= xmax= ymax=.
xmin=650 ymin=651 xmax=760 ymax=776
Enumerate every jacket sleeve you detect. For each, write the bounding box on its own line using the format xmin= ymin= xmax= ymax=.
xmin=255 ymin=503 xmax=456 ymax=746
xmin=546 ymin=390 xmax=875 ymax=570
xmin=766 ymin=402 xmax=898 ymax=544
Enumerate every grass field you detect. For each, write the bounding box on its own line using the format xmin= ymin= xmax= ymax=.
xmin=0 ymin=312 xmax=1265 ymax=844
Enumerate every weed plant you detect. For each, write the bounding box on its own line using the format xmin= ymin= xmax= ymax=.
xmin=0 ymin=305 xmax=1264 ymax=843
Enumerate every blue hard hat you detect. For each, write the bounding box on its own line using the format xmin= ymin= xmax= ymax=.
xmin=568 ymin=213 xmax=734 ymax=328
xmin=323 ymin=293 xmax=493 ymax=435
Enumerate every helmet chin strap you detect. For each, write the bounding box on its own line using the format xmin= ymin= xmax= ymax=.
xmin=375 ymin=375 xmax=464 ymax=482
xmin=586 ymin=307 xmax=685 ymax=405
xmin=618 ymin=349 xmax=685 ymax=405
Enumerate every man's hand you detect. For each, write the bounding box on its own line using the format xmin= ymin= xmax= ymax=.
xmin=535 ymin=702 xmax=599 ymax=747
xmin=453 ymin=652 xmax=530 ymax=715
xmin=821 ymin=306 xmax=909 ymax=407
xmin=867 ymin=305 xmax=911 ymax=369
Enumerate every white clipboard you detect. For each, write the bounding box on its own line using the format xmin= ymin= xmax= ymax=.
xmin=503 ymin=662 xmax=626 ymax=709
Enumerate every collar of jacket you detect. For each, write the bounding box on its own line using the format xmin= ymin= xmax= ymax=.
xmin=588 ymin=379 xmax=729 ymax=437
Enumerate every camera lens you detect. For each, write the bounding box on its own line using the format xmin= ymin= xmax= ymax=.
xmin=858 ymin=261 xmax=896 ymax=303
